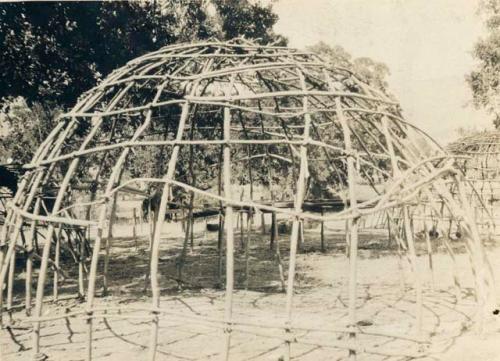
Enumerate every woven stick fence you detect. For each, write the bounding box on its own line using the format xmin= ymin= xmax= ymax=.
xmin=0 ymin=39 xmax=496 ymax=360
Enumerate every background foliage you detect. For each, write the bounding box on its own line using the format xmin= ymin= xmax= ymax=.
xmin=0 ymin=0 xmax=282 ymax=162
xmin=307 ymin=42 xmax=390 ymax=94
xmin=468 ymin=0 xmax=500 ymax=127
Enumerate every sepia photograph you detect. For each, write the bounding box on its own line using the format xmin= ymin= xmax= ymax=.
xmin=0 ymin=1 xmax=499 ymax=360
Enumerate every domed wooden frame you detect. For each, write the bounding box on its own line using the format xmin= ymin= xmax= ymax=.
xmin=0 ymin=39 xmax=495 ymax=361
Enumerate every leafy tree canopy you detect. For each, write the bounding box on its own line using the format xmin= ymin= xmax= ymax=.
xmin=0 ymin=0 xmax=282 ymax=108
xmin=307 ymin=41 xmax=390 ymax=93
xmin=212 ymin=0 xmax=285 ymax=46
xmin=0 ymin=0 xmax=282 ymax=164
xmin=467 ymin=0 xmax=500 ymax=127
xmin=0 ymin=97 xmax=61 ymax=164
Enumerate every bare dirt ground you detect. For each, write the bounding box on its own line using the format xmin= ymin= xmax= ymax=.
xmin=1 ymin=220 xmax=500 ymax=360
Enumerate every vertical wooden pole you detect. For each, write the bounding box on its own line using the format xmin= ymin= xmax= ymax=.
xmin=178 ymin=192 xmax=194 ymax=283
xmin=337 ymin=97 xmax=359 ymax=360
xmin=78 ymin=228 xmax=87 ymax=298
xmin=53 ymin=225 xmax=63 ymax=301
xmin=102 ymin=231 xmax=112 ymax=296
xmin=389 ymin=213 xmax=407 ymax=291
xmin=0 ymin=238 xmax=6 ymax=321
xmin=423 ymin=220 xmax=435 ymax=290
xmin=387 ymin=212 xmax=392 ymax=248
xmin=133 ymin=208 xmax=138 ymax=250
xmin=270 ymin=211 xmax=276 ymax=250
xmin=240 ymin=211 xmax=244 ymax=249
xmin=217 ymin=144 xmax=224 ymax=288
xmin=275 ymin=238 xmax=286 ymax=292
xmin=260 ymin=123 xmax=286 ymax=291
xmin=144 ymin=199 xmax=156 ymax=291
xmin=140 ymin=205 xmax=145 ymax=235
xmin=447 ymin=218 xmax=453 ymax=239
xmin=269 ymin=206 xmax=285 ymax=291
xmin=148 ymin=101 xmax=190 ymax=361
xmin=320 ymin=207 xmax=325 ymax=252
xmin=244 ymin=210 xmax=252 ymax=290
xmin=298 ymin=221 xmax=304 ymax=251
xmin=455 ymin=176 xmax=489 ymax=330
xmin=444 ymin=235 xmax=463 ymax=299
xmin=82 ymin=114 xmax=121 ymax=299
xmin=244 ymin=142 xmax=254 ymax=290
xmin=222 ymin=104 xmax=235 ymax=361
xmin=345 ymin=218 xmax=351 ymax=257
xmin=204 ymin=217 xmax=207 ymax=244
xmin=86 ymin=77 xmax=169 ymax=361
xmin=64 ymin=228 xmax=77 ymax=267
xmin=260 ymin=196 xmax=265 ymax=235
xmin=149 ymin=200 xmax=154 ymax=249
xmin=6 ymin=244 xmax=15 ymax=321
xmin=424 ymin=192 xmax=462 ymax=299
xmin=190 ymin=217 xmax=194 ymax=251
xmin=181 ymin=207 xmax=186 ymax=233
xmin=284 ymin=71 xmax=311 ymax=361
xmin=182 ymin=119 xmax=197 ymax=263
xmin=347 ymin=216 xmax=360 ymax=359
xmin=25 ymin=198 xmax=41 ymax=315
xmin=403 ymin=206 xmax=423 ymax=336
xmin=103 ymin=194 xmax=118 ymax=296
